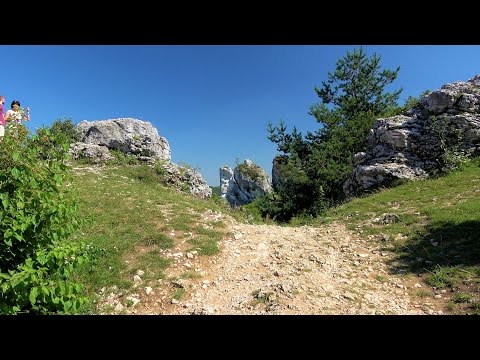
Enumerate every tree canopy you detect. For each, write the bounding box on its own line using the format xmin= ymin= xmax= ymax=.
xmin=262 ymin=47 xmax=402 ymax=221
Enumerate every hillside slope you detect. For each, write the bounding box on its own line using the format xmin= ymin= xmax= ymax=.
xmin=71 ymin=160 xmax=480 ymax=314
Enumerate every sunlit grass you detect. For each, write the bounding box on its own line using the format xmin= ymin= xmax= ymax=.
xmin=321 ymin=157 xmax=480 ymax=314
xmin=70 ymin=163 xmax=230 ymax=312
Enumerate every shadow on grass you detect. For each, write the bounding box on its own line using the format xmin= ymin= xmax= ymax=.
xmin=386 ymin=220 xmax=480 ymax=274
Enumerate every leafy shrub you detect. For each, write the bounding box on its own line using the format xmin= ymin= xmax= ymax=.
xmin=430 ymin=115 xmax=467 ymax=172
xmin=0 ymin=125 xmax=90 ymax=314
xmin=236 ymin=160 xmax=264 ymax=182
xmin=154 ymin=160 xmax=168 ymax=180
xmin=49 ymin=118 xmax=82 ymax=144
xmin=107 ymin=149 xmax=139 ymax=165
xmin=0 ymin=241 xmax=93 ymax=314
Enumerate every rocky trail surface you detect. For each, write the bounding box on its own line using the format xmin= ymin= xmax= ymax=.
xmin=170 ymin=221 xmax=430 ymax=315
xmin=115 ymin=215 xmax=440 ymax=315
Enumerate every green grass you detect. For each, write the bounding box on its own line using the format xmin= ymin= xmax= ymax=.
xmin=68 ymin=157 xmax=480 ymax=314
xmin=416 ymin=289 xmax=432 ymax=298
xmin=142 ymin=233 xmax=174 ymax=248
xmin=180 ymin=271 xmax=202 ymax=279
xmin=70 ymin=163 xmax=230 ymax=312
xmin=172 ymin=288 xmax=186 ymax=301
xmin=452 ymin=292 xmax=473 ymax=303
xmin=321 ymin=157 xmax=480 ymax=314
xmin=136 ymin=251 xmax=172 ymax=281
xmin=210 ymin=186 xmax=221 ymax=196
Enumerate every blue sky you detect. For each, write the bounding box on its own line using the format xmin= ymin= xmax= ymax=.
xmin=1 ymin=45 xmax=479 ymax=186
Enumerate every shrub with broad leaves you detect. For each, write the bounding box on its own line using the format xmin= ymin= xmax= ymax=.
xmin=0 ymin=125 xmax=92 ymax=314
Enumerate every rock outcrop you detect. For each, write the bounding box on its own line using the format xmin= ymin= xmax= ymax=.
xmin=219 ymin=166 xmax=245 ymax=205
xmin=160 ymin=162 xmax=212 ymax=199
xmin=75 ymin=118 xmax=171 ymax=161
xmin=220 ymin=159 xmax=272 ymax=206
xmin=344 ymin=75 xmax=480 ymax=196
xmin=70 ymin=118 xmax=210 ymax=198
xmin=69 ymin=143 xmax=114 ymax=164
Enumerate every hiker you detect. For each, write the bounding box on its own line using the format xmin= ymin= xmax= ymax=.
xmin=5 ymin=100 xmax=30 ymax=125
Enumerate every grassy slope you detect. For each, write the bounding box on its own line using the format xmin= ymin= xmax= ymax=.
xmin=71 ymin=158 xmax=480 ymax=314
xmin=320 ymin=158 xmax=480 ymax=314
xmin=70 ymin=164 xmax=231 ymax=312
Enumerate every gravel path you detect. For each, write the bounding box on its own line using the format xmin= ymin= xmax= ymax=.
xmin=169 ymin=221 xmax=425 ymax=315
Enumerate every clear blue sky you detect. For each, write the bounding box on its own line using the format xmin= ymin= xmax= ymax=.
xmin=1 ymin=45 xmax=479 ymax=186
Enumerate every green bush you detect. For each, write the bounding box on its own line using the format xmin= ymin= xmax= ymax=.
xmin=0 ymin=126 xmax=90 ymax=314
xmin=49 ymin=118 xmax=82 ymax=144
xmin=0 ymin=241 xmax=92 ymax=314
xmin=107 ymin=149 xmax=139 ymax=165
xmin=430 ymin=116 xmax=467 ymax=172
xmin=236 ymin=160 xmax=264 ymax=182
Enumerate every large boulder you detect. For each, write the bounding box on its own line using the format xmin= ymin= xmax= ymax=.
xmin=76 ymin=118 xmax=171 ymax=161
xmin=219 ymin=165 xmax=249 ymax=205
xmin=345 ymin=75 xmax=480 ymax=196
xmin=72 ymin=118 xmax=211 ymax=199
xmin=219 ymin=159 xmax=272 ymax=206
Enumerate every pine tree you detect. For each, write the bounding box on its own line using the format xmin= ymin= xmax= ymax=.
xmin=264 ymin=47 xmax=402 ymax=221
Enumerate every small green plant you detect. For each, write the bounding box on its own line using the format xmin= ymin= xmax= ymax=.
xmin=188 ymin=236 xmax=220 ymax=256
xmin=415 ymin=289 xmax=431 ymax=298
xmin=154 ymin=160 xmax=168 ymax=181
xmin=430 ymin=115 xmax=467 ymax=172
xmin=452 ymin=292 xmax=473 ymax=303
xmin=446 ymin=302 xmax=456 ymax=311
xmin=470 ymin=301 xmax=480 ymax=314
xmin=251 ymin=289 xmax=273 ymax=305
xmin=235 ymin=160 xmax=264 ymax=182
xmin=107 ymin=149 xmax=138 ymax=165
xmin=425 ymin=268 xmax=455 ymax=288
xmin=180 ymin=272 xmax=201 ymax=279
xmin=132 ymin=135 xmax=141 ymax=141
xmin=173 ymin=288 xmax=185 ymax=301
xmin=142 ymin=233 xmax=173 ymax=249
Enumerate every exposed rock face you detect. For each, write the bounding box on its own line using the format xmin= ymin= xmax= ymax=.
xmin=69 ymin=143 xmax=114 ymax=164
xmin=220 ymin=159 xmax=272 ymax=206
xmin=345 ymin=75 xmax=480 ymax=196
xmin=220 ymin=166 xmax=233 ymax=197
xmin=219 ymin=166 xmax=246 ymax=205
xmin=76 ymin=118 xmax=171 ymax=161
xmin=71 ymin=118 xmax=210 ymax=198
xmin=160 ymin=162 xmax=212 ymax=199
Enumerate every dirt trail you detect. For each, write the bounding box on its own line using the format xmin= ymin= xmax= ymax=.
xmin=75 ymin=166 xmax=435 ymax=314
xmin=165 ymin=219 xmax=427 ymax=315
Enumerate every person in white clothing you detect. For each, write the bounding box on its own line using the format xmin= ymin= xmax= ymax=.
xmin=5 ymin=100 xmax=29 ymax=125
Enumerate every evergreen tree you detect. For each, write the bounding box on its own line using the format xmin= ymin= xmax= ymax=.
xmin=264 ymin=47 xmax=402 ymax=221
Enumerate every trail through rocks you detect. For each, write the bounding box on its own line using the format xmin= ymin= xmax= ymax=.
xmin=168 ymin=220 xmax=428 ymax=315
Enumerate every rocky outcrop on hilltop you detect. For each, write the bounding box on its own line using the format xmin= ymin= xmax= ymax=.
xmin=70 ymin=118 xmax=210 ymax=198
xmin=344 ymin=75 xmax=480 ymax=196
xmin=220 ymin=159 xmax=272 ymax=206
xmin=160 ymin=162 xmax=212 ymax=199
xmin=74 ymin=118 xmax=171 ymax=161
